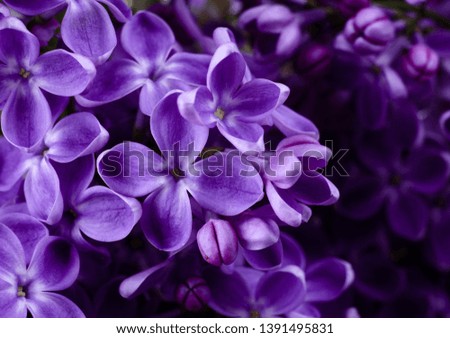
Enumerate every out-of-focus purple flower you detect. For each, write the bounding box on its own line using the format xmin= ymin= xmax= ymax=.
xmin=239 ymin=4 xmax=301 ymax=59
xmin=4 ymin=0 xmax=131 ymax=61
xmin=206 ymin=265 xmax=307 ymax=317
xmin=0 ymin=25 xmax=95 ymax=149
xmin=402 ymin=44 xmax=439 ymax=81
xmin=78 ymin=11 xmax=210 ymax=116
xmin=176 ymin=276 xmax=210 ymax=311
xmin=352 ymin=39 xmax=410 ymax=129
xmin=305 ymin=258 xmax=354 ymax=303
xmin=197 ymin=219 xmax=238 ymax=266
xmin=0 ymin=223 xmax=83 ymax=317
xmin=206 ymin=234 xmax=353 ymax=317
xmin=0 ymin=213 xmax=48 ymax=265
xmin=426 ymin=187 xmax=450 ymax=271
xmin=238 ymin=4 xmax=326 ymax=59
xmin=97 ymin=92 xmax=263 ymax=251
xmin=343 ymin=7 xmax=396 ymax=55
xmin=338 ymin=105 xmax=450 ymax=240
xmin=353 ymin=245 xmax=406 ymax=302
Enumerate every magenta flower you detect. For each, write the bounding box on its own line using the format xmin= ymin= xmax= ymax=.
xmin=55 ymin=155 xmax=142 ymax=245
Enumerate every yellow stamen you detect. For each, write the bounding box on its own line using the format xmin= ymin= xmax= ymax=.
xmin=250 ymin=310 xmax=261 ymax=318
xmin=17 ymin=286 xmax=26 ymax=297
xmin=19 ymin=68 xmax=31 ymax=79
xmin=214 ymin=107 xmax=225 ymax=120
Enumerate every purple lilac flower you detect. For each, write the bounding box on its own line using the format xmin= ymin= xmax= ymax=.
xmin=346 ymin=39 xmax=410 ymax=129
xmin=0 ymin=24 xmax=95 ymax=149
xmin=0 ymin=113 xmax=108 ymax=224
xmin=338 ymin=105 xmax=449 ymax=240
xmin=3 ymin=0 xmax=449 ymax=320
xmin=424 ymin=185 xmax=450 ymax=271
xmin=238 ymin=4 xmax=326 ymax=60
xmin=239 ymin=4 xmax=302 ymax=59
xmin=97 ymin=91 xmax=263 ymax=251
xmin=0 ymin=223 xmax=83 ymax=317
xmin=78 ymin=11 xmax=210 ymax=116
xmin=178 ymin=42 xmax=288 ymax=152
xmin=206 ymin=265 xmax=307 ymax=317
xmin=205 ymin=234 xmax=353 ymax=317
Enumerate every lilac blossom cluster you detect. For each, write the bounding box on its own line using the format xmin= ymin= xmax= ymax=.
xmin=0 ymin=0 xmax=448 ymax=318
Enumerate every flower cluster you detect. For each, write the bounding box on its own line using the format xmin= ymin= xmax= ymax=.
xmin=0 ymin=0 xmax=448 ymax=318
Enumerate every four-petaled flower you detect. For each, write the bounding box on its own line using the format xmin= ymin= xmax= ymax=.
xmin=0 ymin=223 xmax=83 ymax=317
xmin=0 ymin=23 xmax=95 ymax=149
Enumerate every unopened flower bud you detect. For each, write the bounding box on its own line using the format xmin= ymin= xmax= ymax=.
xmin=402 ymin=44 xmax=439 ymax=81
xmin=176 ymin=277 xmax=210 ymax=312
xmin=344 ymin=7 xmax=395 ymax=55
xmin=197 ymin=219 xmax=238 ymax=266
xmin=295 ymin=43 xmax=333 ymax=78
